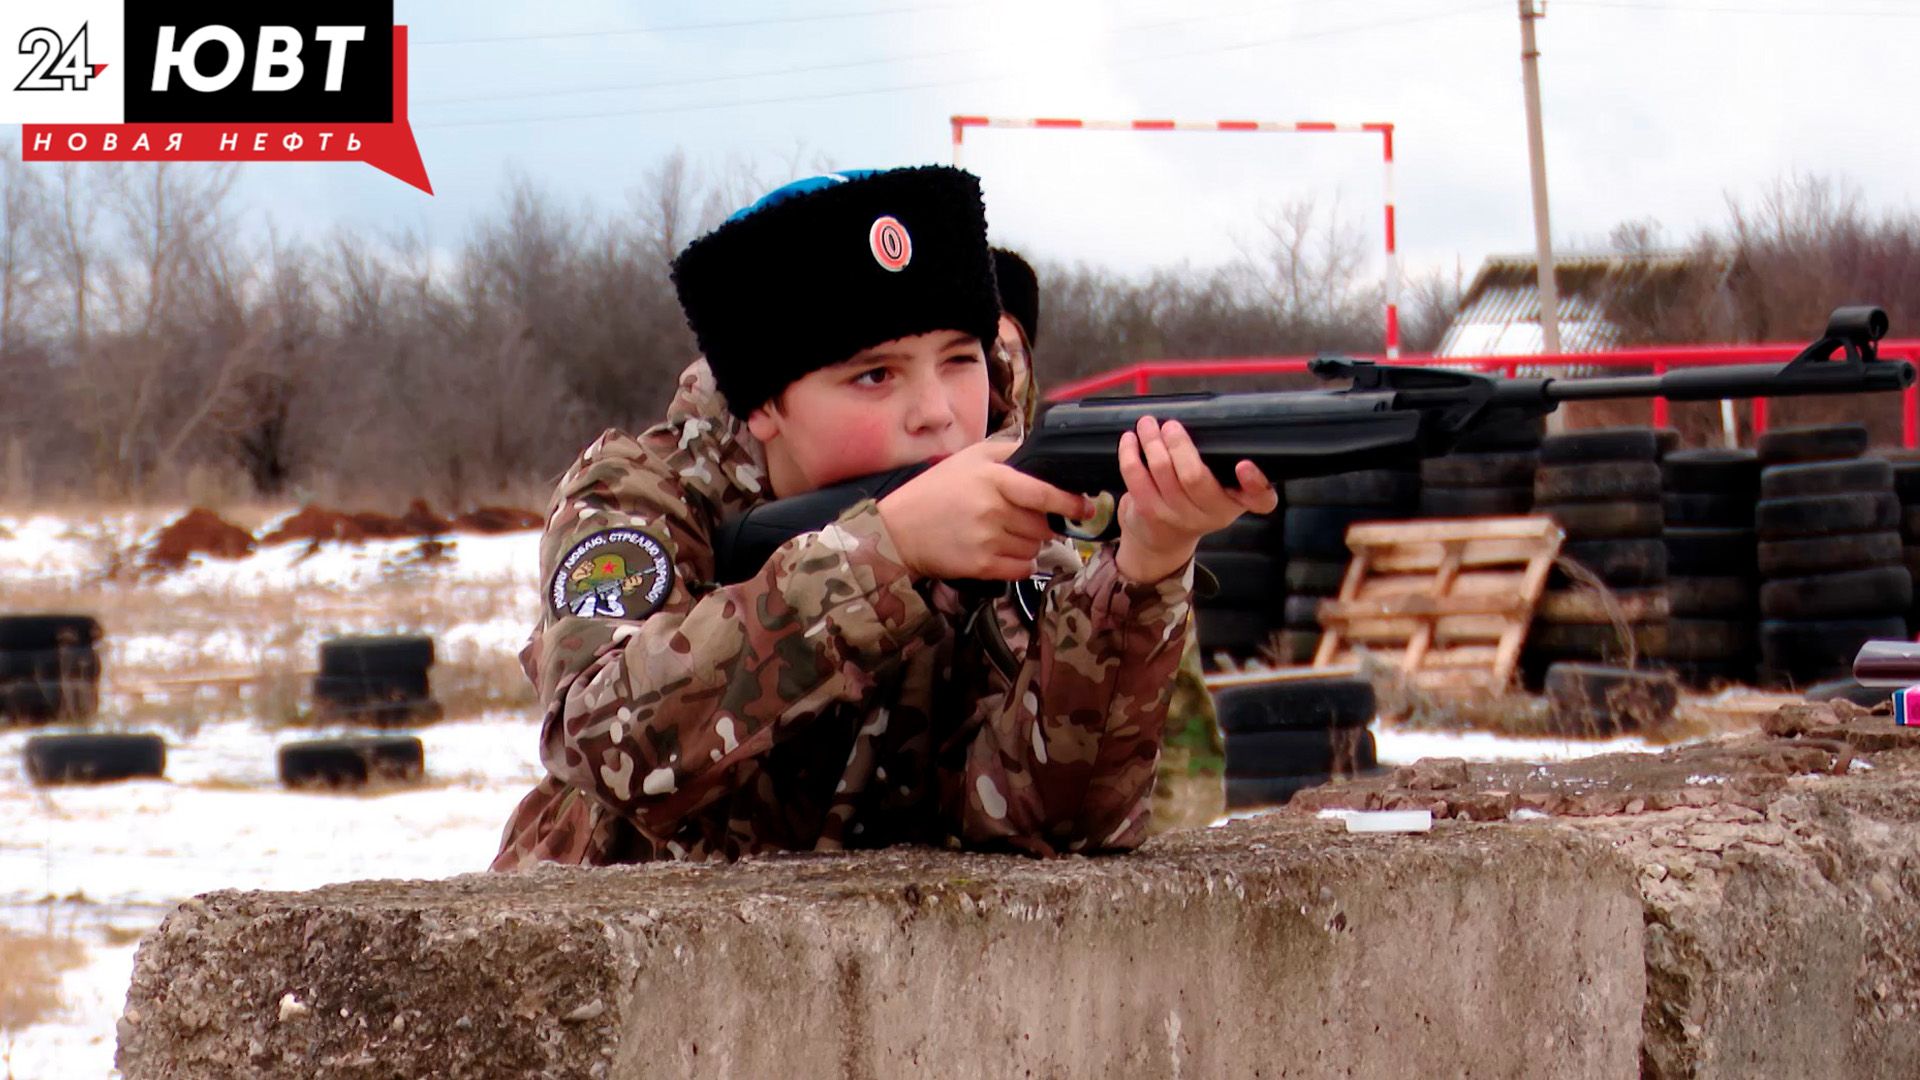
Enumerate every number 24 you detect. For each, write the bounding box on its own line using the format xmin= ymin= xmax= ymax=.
xmin=17 ymin=25 xmax=94 ymax=92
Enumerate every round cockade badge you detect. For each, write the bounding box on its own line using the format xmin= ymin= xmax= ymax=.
xmin=548 ymin=528 xmax=675 ymax=622
xmin=869 ymin=215 xmax=912 ymax=271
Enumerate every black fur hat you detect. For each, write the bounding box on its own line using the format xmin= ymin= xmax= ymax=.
xmin=670 ymin=166 xmax=1000 ymax=420
xmin=990 ymin=247 xmax=1040 ymax=346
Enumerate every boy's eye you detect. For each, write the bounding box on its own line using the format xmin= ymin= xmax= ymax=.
xmin=945 ymin=352 xmax=982 ymax=366
xmin=852 ymin=367 xmax=890 ymax=386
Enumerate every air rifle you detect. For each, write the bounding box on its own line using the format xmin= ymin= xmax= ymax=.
xmin=715 ymin=305 xmax=1911 ymax=586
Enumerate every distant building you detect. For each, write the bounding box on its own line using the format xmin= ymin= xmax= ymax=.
xmin=1435 ymin=252 xmax=1704 ymax=359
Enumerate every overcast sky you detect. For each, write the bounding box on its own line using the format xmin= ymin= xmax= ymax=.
xmin=216 ymin=0 xmax=1915 ymax=294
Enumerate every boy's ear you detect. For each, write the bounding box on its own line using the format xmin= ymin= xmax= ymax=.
xmin=745 ymin=399 xmax=782 ymax=444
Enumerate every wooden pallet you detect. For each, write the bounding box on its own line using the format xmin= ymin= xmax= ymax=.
xmin=1312 ymin=516 xmax=1564 ymax=693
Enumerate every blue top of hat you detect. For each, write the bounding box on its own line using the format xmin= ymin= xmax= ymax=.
xmin=726 ymin=170 xmax=882 ymax=223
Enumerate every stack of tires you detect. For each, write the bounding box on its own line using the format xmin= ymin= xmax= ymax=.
xmin=311 ymin=635 xmax=443 ymax=726
xmin=1278 ymin=469 xmax=1421 ymax=664
xmin=1754 ymin=424 xmax=1910 ymax=688
xmin=279 ymin=735 xmax=426 ymax=789
xmin=1889 ymin=451 xmax=1920 ymax=635
xmin=1194 ymin=511 xmax=1286 ymax=663
xmin=1523 ymin=428 xmax=1669 ymax=686
xmin=0 ymin=614 xmax=103 ymax=723
xmin=1418 ymin=414 xmax=1546 ymax=519
xmin=1216 ymin=675 xmax=1379 ymax=809
xmin=1661 ymin=449 xmax=1761 ymax=689
xmin=25 ymin=733 xmax=167 ymax=784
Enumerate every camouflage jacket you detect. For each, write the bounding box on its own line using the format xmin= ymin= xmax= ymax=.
xmin=491 ymin=346 xmax=1194 ymax=868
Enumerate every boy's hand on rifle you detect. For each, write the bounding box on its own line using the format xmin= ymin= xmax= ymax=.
xmin=878 ymin=440 xmax=1097 ymax=582
xmin=1115 ymin=415 xmax=1277 ymax=584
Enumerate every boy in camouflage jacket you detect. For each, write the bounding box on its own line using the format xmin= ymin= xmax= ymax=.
xmin=492 ymin=167 xmax=1273 ymax=868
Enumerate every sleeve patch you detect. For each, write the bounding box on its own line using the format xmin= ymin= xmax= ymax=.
xmin=549 ymin=528 xmax=676 ymax=622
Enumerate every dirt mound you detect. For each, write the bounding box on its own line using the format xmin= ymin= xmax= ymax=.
xmin=260 ymin=505 xmax=367 ymax=545
xmin=147 ymin=508 xmax=257 ymax=568
xmin=348 ymin=511 xmax=416 ymax=540
xmin=400 ymin=499 xmax=452 ymax=535
xmin=452 ymin=506 xmax=543 ymax=533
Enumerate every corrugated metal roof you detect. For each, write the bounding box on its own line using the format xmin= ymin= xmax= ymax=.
xmin=1435 ymin=252 xmax=1696 ymax=368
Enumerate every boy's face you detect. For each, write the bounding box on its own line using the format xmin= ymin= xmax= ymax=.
xmin=747 ymin=330 xmax=990 ymax=496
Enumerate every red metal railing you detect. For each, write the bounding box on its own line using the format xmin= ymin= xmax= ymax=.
xmin=1044 ymin=340 xmax=1920 ymax=448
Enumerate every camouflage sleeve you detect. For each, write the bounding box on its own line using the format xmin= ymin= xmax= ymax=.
xmin=531 ymin=437 xmax=934 ymax=843
xmin=951 ymin=546 xmax=1195 ymax=856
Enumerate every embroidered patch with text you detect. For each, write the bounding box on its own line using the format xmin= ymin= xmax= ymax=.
xmin=549 ymin=528 xmax=674 ymax=621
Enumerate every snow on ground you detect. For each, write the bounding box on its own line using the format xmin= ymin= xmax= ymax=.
xmin=0 ymin=712 xmax=546 ymax=1079
xmin=0 ymin=512 xmax=549 ymax=1079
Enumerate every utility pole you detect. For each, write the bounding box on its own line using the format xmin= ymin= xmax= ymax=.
xmin=1518 ymin=0 xmax=1562 ymax=357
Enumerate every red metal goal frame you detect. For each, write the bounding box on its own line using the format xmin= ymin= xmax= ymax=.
xmin=950 ymin=114 xmax=1402 ymax=357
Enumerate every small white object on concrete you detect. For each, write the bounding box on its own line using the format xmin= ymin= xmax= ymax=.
xmin=1344 ymin=810 xmax=1433 ymax=834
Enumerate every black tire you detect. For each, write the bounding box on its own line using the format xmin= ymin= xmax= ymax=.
xmin=0 ymin=679 xmax=99 ymax=722
xmin=1760 ymin=458 xmax=1893 ymax=500
xmin=1213 ymin=675 xmax=1376 ymax=733
xmin=1224 ymin=774 xmax=1338 ymax=810
xmin=0 ymin=647 xmax=100 ymax=682
xmin=1668 ymin=576 xmax=1756 ymax=618
xmin=1225 ymin=728 xmax=1378 ymax=777
xmin=1662 ymin=449 xmax=1760 ymax=494
xmin=1285 ymin=506 xmax=1397 ymax=558
xmin=1538 ymin=500 xmax=1665 ymax=541
xmin=1757 ymin=424 xmax=1869 ymax=466
xmin=1534 ymin=461 xmax=1662 ymax=503
xmin=1664 ymin=528 xmax=1758 ymax=576
xmin=318 ymin=635 xmax=435 ymax=677
xmin=1669 ymin=659 xmax=1754 ymax=691
xmin=24 ymin=734 xmax=166 ymax=785
xmin=1538 ymin=428 xmax=1661 ymax=466
xmin=278 ymin=736 xmax=426 ymax=789
xmin=1664 ymin=618 xmax=1757 ymax=660
xmin=1543 ymin=663 xmax=1680 ymax=736
xmin=1200 ymin=512 xmax=1285 ymax=555
xmin=1758 ymin=617 xmax=1909 ymax=682
xmin=1662 ymin=492 xmax=1755 ymax=528
xmin=1886 ymin=457 xmax=1920 ymax=502
xmin=1754 ymin=492 xmax=1899 ymax=540
xmin=1803 ymin=679 xmax=1890 ymax=708
xmin=1904 ymin=505 xmax=1920 ymax=541
xmin=1196 ymin=552 xmax=1283 ymax=604
xmin=1418 ymin=486 xmax=1534 ymax=518
xmin=1275 ymin=629 xmax=1322 ymax=665
xmin=1556 ymin=538 xmax=1669 ymax=588
xmin=1536 ymin=586 xmax=1668 ymax=625
xmin=1528 ymin=621 xmax=1667 ymax=660
xmin=1759 ymin=566 xmax=1913 ymax=620
xmin=310 ymin=698 xmax=445 ymax=728
xmin=1455 ymin=411 xmax=1546 ymax=451
xmin=1195 ymin=609 xmax=1272 ymax=655
xmin=1756 ymin=530 xmax=1900 ymax=578
xmin=0 ymin=615 xmax=101 ymax=650
xmin=312 ymin=672 xmax=432 ymax=705
xmin=1282 ymin=595 xmax=1324 ymax=631
xmin=1420 ymin=451 xmax=1538 ymax=488
xmin=1283 ymin=557 xmax=1349 ymax=596
xmin=1283 ymin=469 xmax=1419 ymax=508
